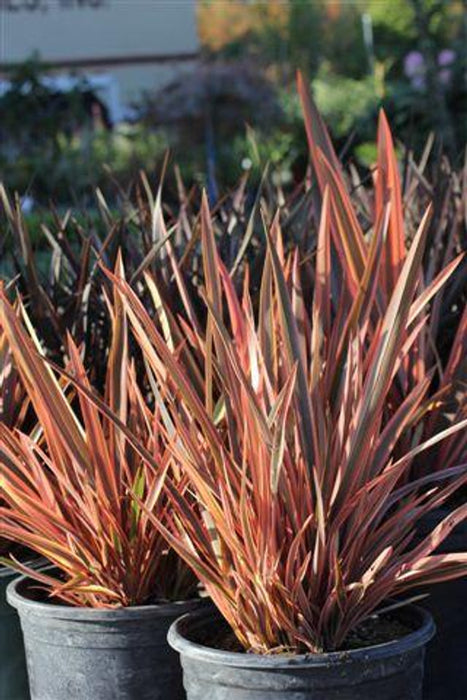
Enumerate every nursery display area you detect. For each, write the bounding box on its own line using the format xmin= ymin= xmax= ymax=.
xmin=0 ymin=71 xmax=466 ymax=700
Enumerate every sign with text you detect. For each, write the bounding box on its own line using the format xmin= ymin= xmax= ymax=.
xmin=1 ymin=1 xmax=108 ymax=10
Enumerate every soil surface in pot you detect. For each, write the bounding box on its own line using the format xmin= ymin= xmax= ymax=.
xmin=191 ymin=610 xmax=415 ymax=654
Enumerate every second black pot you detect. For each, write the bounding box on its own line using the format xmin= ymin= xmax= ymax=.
xmin=0 ymin=559 xmax=46 ymax=700
xmin=416 ymin=508 xmax=467 ymax=700
xmin=8 ymin=575 xmax=203 ymax=700
xmin=1 ymin=565 xmax=30 ymax=700
xmin=169 ymin=605 xmax=435 ymax=700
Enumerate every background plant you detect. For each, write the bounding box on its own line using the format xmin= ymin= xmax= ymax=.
xmin=1 ymin=165 xmax=300 ymax=391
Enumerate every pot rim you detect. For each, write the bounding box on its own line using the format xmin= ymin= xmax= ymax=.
xmin=7 ymin=574 xmax=202 ymax=620
xmin=168 ymin=604 xmax=435 ymax=668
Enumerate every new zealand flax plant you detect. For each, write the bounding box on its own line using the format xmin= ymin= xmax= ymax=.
xmin=108 ymin=172 xmax=467 ymax=653
xmin=296 ymin=73 xmax=466 ymax=473
xmin=0 ymin=290 xmax=35 ymax=559
xmin=0 ymin=264 xmax=196 ymax=607
xmin=0 ymin=301 xmax=29 ymax=432
xmin=0 ymin=167 xmax=279 ymax=392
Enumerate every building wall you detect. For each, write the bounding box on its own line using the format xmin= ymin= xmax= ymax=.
xmin=0 ymin=1 xmax=199 ymax=111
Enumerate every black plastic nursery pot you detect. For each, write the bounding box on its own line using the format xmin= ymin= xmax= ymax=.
xmin=1 ymin=565 xmax=31 ymax=700
xmin=168 ymin=606 xmax=435 ymax=700
xmin=416 ymin=509 xmax=467 ymax=700
xmin=0 ymin=560 xmax=45 ymax=700
xmin=8 ymin=575 xmax=203 ymax=700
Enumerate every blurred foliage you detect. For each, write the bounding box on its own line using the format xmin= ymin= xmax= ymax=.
xmin=198 ymin=1 xmax=368 ymax=79
xmin=0 ymin=1 xmax=465 ymax=204
xmin=138 ymin=61 xmax=288 ymax=194
xmin=0 ymin=59 xmax=91 ymax=146
xmin=311 ymin=68 xmax=383 ymax=137
xmin=0 ymin=124 xmax=169 ymax=204
xmin=0 ymin=59 xmax=169 ymax=204
xmin=199 ymin=0 xmax=466 ymax=159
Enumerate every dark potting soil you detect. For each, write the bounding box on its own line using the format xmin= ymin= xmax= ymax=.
xmin=343 ymin=613 xmax=413 ymax=650
xmin=192 ymin=611 xmax=415 ymax=655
